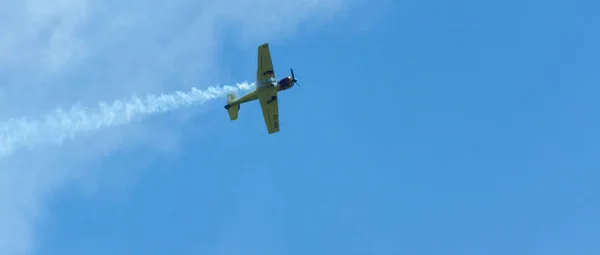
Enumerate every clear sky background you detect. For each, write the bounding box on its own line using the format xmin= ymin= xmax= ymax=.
xmin=0 ymin=0 xmax=599 ymax=254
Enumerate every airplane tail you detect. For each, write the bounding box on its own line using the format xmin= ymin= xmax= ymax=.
xmin=225 ymin=92 xmax=239 ymax=120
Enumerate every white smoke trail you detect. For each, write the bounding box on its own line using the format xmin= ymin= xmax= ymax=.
xmin=0 ymin=81 xmax=255 ymax=158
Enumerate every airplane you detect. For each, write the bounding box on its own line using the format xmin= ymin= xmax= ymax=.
xmin=224 ymin=43 xmax=299 ymax=134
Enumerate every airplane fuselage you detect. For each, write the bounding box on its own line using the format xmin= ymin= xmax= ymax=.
xmin=225 ymin=76 xmax=294 ymax=109
xmin=256 ymin=76 xmax=294 ymax=91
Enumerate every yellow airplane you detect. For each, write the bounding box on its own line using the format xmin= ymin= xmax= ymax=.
xmin=224 ymin=43 xmax=299 ymax=134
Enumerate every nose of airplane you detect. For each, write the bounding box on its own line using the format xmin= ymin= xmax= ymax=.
xmin=290 ymin=68 xmax=299 ymax=88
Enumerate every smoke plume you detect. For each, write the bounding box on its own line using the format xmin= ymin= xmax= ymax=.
xmin=0 ymin=81 xmax=254 ymax=159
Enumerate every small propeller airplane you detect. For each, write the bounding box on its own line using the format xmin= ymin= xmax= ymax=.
xmin=224 ymin=43 xmax=299 ymax=134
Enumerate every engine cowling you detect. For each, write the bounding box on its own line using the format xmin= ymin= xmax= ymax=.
xmin=277 ymin=77 xmax=294 ymax=91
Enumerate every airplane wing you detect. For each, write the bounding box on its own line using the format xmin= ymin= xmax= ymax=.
xmin=256 ymin=43 xmax=280 ymax=134
xmin=257 ymin=43 xmax=275 ymax=83
xmin=258 ymin=86 xmax=280 ymax=134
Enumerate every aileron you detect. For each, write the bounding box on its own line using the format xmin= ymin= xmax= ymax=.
xmin=257 ymin=43 xmax=275 ymax=83
xmin=258 ymin=86 xmax=280 ymax=134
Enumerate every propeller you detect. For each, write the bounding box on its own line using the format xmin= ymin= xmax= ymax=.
xmin=290 ymin=68 xmax=299 ymax=88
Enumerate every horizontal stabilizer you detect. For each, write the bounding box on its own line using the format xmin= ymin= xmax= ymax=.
xmin=227 ymin=104 xmax=240 ymax=120
xmin=225 ymin=92 xmax=239 ymax=120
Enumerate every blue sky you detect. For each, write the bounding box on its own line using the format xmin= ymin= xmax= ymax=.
xmin=1 ymin=0 xmax=599 ymax=254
